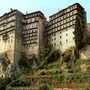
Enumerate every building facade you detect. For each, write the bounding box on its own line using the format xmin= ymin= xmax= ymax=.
xmin=0 ymin=9 xmax=23 ymax=77
xmin=22 ymin=11 xmax=46 ymax=58
xmin=46 ymin=3 xmax=87 ymax=52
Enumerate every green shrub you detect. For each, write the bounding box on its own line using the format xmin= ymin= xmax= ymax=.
xmin=67 ymin=69 xmax=74 ymax=73
xmin=48 ymin=69 xmax=62 ymax=75
xmin=53 ymin=74 xmax=64 ymax=83
xmin=47 ymin=50 xmax=60 ymax=64
xmin=39 ymin=84 xmax=49 ymax=90
xmin=0 ymin=77 xmax=12 ymax=90
xmin=8 ymin=80 xmax=30 ymax=87
xmin=38 ymin=70 xmax=48 ymax=75
xmin=64 ymin=73 xmax=73 ymax=83
xmin=62 ymin=53 xmax=71 ymax=63
xmin=0 ymin=77 xmax=11 ymax=86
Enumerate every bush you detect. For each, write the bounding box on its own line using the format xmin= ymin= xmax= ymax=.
xmin=48 ymin=69 xmax=62 ymax=75
xmin=39 ymin=84 xmax=49 ymax=90
xmin=62 ymin=53 xmax=71 ymax=63
xmin=38 ymin=70 xmax=48 ymax=75
xmin=0 ymin=77 xmax=12 ymax=90
xmin=0 ymin=77 xmax=11 ymax=86
xmin=53 ymin=74 xmax=65 ymax=83
xmin=47 ymin=50 xmax=60 ymax=64
xmin=8 ymin=80 xmax=30 ymax=87
xmin=64 ymin=73 xmax=73 ymax=83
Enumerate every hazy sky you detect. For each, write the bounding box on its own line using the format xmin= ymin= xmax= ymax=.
xmin=0 ymin=0 xmax=90 ymax=22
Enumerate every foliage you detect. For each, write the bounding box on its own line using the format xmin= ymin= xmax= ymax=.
xmin=40 ymin=44 xmax=52 ymax=61
xmin=0 ymin=77 xmax=12 ymax=90
xmin=62 ymin=53 xmax=71 ymax=63
xmin=8 ymin=79 xmax=30 ymax=87
xmin=47 ymin=50 xmax=60 ymax=64
xmin=39 ymin=84 xmax=50 ymax=90
xmin=64 ymin=73 xmax=73 ymax=83
xmin=18 ymin=53 xmax=31 ymax=68
xmin=62 ymin=47 xmax=74 ymax=63
xmin=48 ymin=69 xmax=62 ymax=75
xmin=0 ymin=53 xmax=10 ymax=71
xmin=37 ymin=49 xmax=60 ymax=70
xmin=53 ymin=74 xmax=65 ymax=83
xmin=18 ymin=53 xmax=38 ymax=69
xmin=38 ymin=70 xmax=48 ymax=75
xmin=75 ymin=59 xmax=90 ymax=66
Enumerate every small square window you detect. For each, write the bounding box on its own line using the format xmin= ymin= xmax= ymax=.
xmin=54 ymin=38 xmax=56 ymax=40
xmin=66 ymin=39 xmax=68 ymax=42
xmin=66 ymin=34 xmax=68 ymax=36
xmin=60 ymin=41 xmax=62 ymax=44
xmin=54 ymin=43 xmax=56 ymax=46
xmin=54 ymin=34 xmax=56 ymax=36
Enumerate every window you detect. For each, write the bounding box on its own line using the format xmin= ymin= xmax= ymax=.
xmin=60 ymin=41 xmax=62 ymax=44
xmin=61 ymin=21 xmax=63 ymax=24
xmin=73 ymin=15 xmax=76 ymax=19
xmin=58 ymin=18 xmax=60 ymax=21
xmin=67 ymin=23 xmax=69 ymax=27
xmin=70 ymin=12 xmax=73 ymax=16
xmin=67 ymin=13 xmax=69 ymax=17
xmin=72 ymin=21 xmax=75 ymax=24
xmin=66 ymin=18 xmax=69 ymax=22
xmin=54 ymin=34 xmax=56 ymax=36
xmin=60 ymin=32 xmax=61 ymax=33
xmin=75 ymin=5 xmax=77 ymax=8
xmin=64 ymin=25 xmax=66 ymax=28
xmin=64 ymin=20 xmax=66 ymax=23
xmin=66 ymin=34 xmax=68 ymax=36
xmin=70 ymin=17 xmax=73 ymax=20
xmin=73 ymin=10 xmax=77 ymax=14
xmin=73 ymin=31 xmax=75 ymax=34
xmin=54 ymin=38 xmax=56 ymax=40
xmin=70 ymin=22 xmax=72 ymax=25
xmin=11 ymin=39 xmax=13 ymax=43
xmin=61 ymin=16 xmax=63 ymax=20
xmin=55 ymin=19 xmax=57 ymax=23
xmin=57 ymin=27 xmax=60 ymax=30
xmin=66 ymin=39 xmax=68 ymax=42
xmin=54 ymin=43 xmax=56 ymax=46
xmin=60 ymin=36 xmax=62 ymax=38
xmin=67 ymin=8 xmax=70 ymax=12
xmin=64 ymin=15 xmax=66 ymax=18
xmin=8 ymin=40 xmax=10 ymax=43
xmin=61 ymin=26 xmax=63 ymax=29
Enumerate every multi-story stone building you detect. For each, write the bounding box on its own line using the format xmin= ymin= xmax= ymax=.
xmin=46 ymin=3 xmax=87 ymax=52
xmin=0 ymin=9 xmax=23 ymax=77
xmin=22 ymin=11 xmax=46 ymax=58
